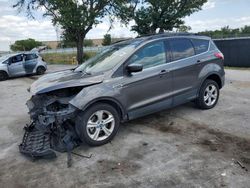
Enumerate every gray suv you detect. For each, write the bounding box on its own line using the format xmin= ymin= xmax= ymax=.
xmin=20 ymin=34 xmax=225 ymax=158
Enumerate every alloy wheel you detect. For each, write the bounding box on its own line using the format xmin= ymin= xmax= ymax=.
xmin=204 ymin=84 xmax=218 ymax=106
xmin=86 ymin=110 xmax=115 ymax=141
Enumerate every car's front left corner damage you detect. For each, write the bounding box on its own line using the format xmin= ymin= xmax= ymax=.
xmin=19 ymin=87 xmax=83 ymax=163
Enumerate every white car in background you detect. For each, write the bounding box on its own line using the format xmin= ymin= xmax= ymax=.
xmin=0 ymin=53 xmax=47 ymax=81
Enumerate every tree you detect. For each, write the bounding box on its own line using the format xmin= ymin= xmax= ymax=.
xmin=176 ymin=25 xmax=191 ymax=32
xmin=102 ymin=34 xmax=112 ymax=46
xmin=241 ymin=25 xmax=250 ymax=34
xmin=131 ymin=0 xmax=207 ymax=35
xmin=14 ymin=0 xmax=137 ymax=64
xmin=198 ymin=25 xmax=250 ymax=39
xmin=10 ymin=38 xmax=42 ymax=51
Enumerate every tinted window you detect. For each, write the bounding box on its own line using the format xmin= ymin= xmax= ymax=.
xmin=169 ymin=38 xmax=195 ymax=61
xmin=25 ymin=54 xmax=38 ymax=61
xmin=12 ymin=55 xmax=23 ymax=63
xmin=191 ymin=39 xmax=209 ymax=54
xmin=128 ymin=41 xmax=166 ymax=69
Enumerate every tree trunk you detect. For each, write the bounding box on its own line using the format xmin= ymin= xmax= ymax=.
xmin=159 ymin=28 xmax=164 ymax=33
xmin=76 ymin=35 xmax=84 ymax=64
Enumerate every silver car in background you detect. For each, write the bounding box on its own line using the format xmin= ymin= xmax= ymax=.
xmin=0 ymin=53 xmax=47 ymax=81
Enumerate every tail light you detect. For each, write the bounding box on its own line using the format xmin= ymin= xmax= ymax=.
xmin=214 ymin=52 xmax=224 ymax=60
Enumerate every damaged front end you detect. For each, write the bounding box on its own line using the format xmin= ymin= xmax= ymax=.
xmin=19 ymin=88 xmax=82 ymax=162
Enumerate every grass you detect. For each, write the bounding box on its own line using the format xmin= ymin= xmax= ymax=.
xmin=224 ymin=66 xmax=250 ymax=70
xmin=41 ymin=52 xmax=96 ymax=65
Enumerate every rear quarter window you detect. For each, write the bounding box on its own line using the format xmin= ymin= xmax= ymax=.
xmin=191 ymin=39 xmax=209 ymax=54
xmin=169 ymin=38 xmax=195 ymax=61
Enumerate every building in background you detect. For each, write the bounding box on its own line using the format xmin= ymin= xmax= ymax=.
xmin=41 ymin=38 xmax=131 ymax=49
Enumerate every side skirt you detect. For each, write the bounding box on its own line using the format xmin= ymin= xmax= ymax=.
xmin=128 ymin=98 xmax=173 ymax=120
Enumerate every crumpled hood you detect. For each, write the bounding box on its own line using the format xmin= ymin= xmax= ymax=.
xmin=30 ymin=70 xmax=104 ymax=94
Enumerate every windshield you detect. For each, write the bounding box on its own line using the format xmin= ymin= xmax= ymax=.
xmin=74 ymin=40 xmax=141 ymax=74
xmin=0 ymin=54 xmax=12 ymax=62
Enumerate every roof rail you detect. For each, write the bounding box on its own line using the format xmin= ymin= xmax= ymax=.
xmin=137 ymin=32 xmax=199 ymax=40
xmin=111 ymin=38 xmax=131 ymax=45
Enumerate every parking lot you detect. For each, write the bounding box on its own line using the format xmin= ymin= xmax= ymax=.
xmin=0 ymin=65 xmax=250 ymax=188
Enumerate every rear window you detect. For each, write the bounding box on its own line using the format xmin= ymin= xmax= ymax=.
xmin=169 ymin=38 xmax=195 ymax=61
xmin=191 ymin=39 xmax=209 ymax=54
xmin=25 ymin=54 xmax=38 ymax=61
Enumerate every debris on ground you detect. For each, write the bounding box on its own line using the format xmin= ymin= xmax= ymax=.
xmin=235 ymin=160 xmax=248 ymax=172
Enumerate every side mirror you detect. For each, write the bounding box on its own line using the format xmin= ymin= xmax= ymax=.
xmin=126 ymin=64 xmax=143 ymax=73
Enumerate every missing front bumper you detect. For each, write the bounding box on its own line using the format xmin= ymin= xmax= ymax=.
xmin=19 ymin=124 xmax=56 ymax=159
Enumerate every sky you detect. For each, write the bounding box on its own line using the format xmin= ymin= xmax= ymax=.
xmin=0 ymin=0 xmax=250 ymax=51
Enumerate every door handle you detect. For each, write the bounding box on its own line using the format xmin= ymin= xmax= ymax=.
xmin=159 ymin=70 xmax=166 ymax=75
xmin=197 ymin=60 xmax=202 ymax=64
xmin=159 ymin=69 xmax=171 ymax=76
xmin=160 ymin=69 xmax=171 ymax=74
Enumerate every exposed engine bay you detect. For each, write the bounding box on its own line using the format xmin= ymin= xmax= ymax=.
xmin=19 ymin=87 xmax=84 ymax=166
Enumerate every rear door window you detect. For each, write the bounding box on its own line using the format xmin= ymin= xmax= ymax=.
xmin=169 ymin=38 xmax=195 ymax=61
xmin=191 ymin=39 xmax=209 ymax=54
xmin=24 ymin=54 xmax=38 ymax=61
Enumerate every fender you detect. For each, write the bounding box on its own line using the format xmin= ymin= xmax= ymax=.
xmin=197 ymin=63 xmax=224 ymax=96
xmin=69 ymin=83 xmax=127 ymax=120
xmin=0 ymin=64 xmax=9 ymax=76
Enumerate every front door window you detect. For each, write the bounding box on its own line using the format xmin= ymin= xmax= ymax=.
xmin=127 ymin=41 xmax=166 ymax=70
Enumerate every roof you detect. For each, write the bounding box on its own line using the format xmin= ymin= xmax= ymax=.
xmin=114 ymin=33 xmax=211 ymax=48
xmin=139 ymin=32 xmax=210 ymax=41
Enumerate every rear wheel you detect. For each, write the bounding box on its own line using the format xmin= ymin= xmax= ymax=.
xmin=36 ymin=66 xmax=46 ymax=75
xmin=75 ymin=103 xmax=120 ymax=146
xmin=0 ymin=71 xmax=8 ymax=81
xmin=195 ymin=79 xmax=220 ymax=109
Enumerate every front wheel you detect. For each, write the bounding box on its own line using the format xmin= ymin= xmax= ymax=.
xmin=0 ymin=71 xmax=8 ymax=81
xmin=195 ymin=79 xmax=220 ymax=109
xmin=75 ymin=103 xmax=120 ymax=146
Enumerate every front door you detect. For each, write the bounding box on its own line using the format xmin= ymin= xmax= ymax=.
xmin=8 ymin=54 xmax=25 ymax=76
xmin=121 ymin=40 xmax=173 ymax=119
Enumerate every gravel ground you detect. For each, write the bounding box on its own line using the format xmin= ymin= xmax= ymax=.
xmin=0 ymin=65 xmax=250 ymax=188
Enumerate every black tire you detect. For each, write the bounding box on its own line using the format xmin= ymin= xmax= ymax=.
xmin=36 ymin=66 xmax=46 ymax=75
xmin=0 ymin=71 xmax=8 ymax=81
xmin=75 ymin=103 xmax=120 ymax=146
xmin=195 ymin=79 xmax=220 ymax=110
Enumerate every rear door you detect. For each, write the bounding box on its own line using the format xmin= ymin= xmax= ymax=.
xmin=120 ymin=40 xmax=173 ymax=119
xmin=167 ymin=38 xmax=199 ymax=105
xmin=8 ymin=54 xmax=25 ymax=76
xmin=23 ymin=53 xmax=39 ymax=74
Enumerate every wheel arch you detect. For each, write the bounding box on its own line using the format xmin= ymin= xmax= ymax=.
xmin=80 ymin=97 xmax=127 ymax=122
xmin=206 ymin=74 xmax=222 ymax=89
xmin=0 ymin=70 xmax=9 ymax=76
xmin=197 ymin=72 xmax=223 ymax=98
xmin=36 ymin=65 xmax=46 ymax=70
